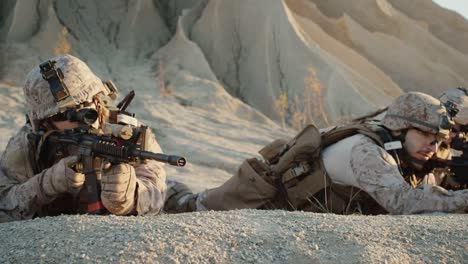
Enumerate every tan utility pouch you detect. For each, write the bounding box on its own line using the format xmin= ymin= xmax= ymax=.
xmin=273 ymin=124 xmax=322 ymax=174
xmin=201 ymin=158 xmax=277 ymax=210
xmin=258 ymin=139 xmax=288 ymax=164
xmin=273 ymin=124 xmax=326 ymax=209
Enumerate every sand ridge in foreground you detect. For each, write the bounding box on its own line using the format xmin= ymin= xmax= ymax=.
xmin=0 ymin=210 xmax=466 ymax=263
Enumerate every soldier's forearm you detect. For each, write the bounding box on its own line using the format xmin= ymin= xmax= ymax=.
xmin=373 ymin=184 xmax=468 ymax=214
xmin=0 ymin=171 xmax=57 ymax=222
xmin=135 ymin=178 xmax=165 ymax=215
xmin=133 ymin=162 xmax=166 ymax=215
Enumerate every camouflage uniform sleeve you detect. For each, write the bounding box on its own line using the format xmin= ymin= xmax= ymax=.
xmin=132 ymin=129 xmax=167 ymax=215
xmin=0 ymin=126 xmax=56 ymax=222
xmin=350 ymin=137 xmax=468 ymax=214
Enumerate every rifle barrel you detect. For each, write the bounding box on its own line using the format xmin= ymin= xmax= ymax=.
xmin=135 ymin=150 xmax=187 ymax=167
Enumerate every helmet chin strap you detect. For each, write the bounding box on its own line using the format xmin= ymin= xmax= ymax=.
xmin=380 ymin=127 xmax=406 ymax=175
xmin=396 ymin=129 xmax=407 ymax=144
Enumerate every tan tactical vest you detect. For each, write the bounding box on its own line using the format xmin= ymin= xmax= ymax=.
xmin=201 ymin=122 xmax=394 ymax=214
xmin=257 ymin=123 xmax=391 ymax=214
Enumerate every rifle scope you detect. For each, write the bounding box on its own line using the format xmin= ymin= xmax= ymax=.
xmin=67 ymin=109 xmax=99 ymax=125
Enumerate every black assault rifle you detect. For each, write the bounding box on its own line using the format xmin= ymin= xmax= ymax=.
xmin=46 ymin=126 xmax=186 ymax=214
xmin=429 ymin=133 xmax=468 ymax=190
xmin=430 ymin=100 xmax=468 ymax=189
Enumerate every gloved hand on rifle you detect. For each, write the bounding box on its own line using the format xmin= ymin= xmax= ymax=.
xmin=101 ymin=163 xmax=137 ymax=215
xmin=42 ymin=156 xmax=85 ymax=196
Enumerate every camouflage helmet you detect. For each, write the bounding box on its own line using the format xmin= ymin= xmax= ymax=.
xmin=439 ymin=87 xmax=468 ymax=125
xmin=382 ymin=92 xmax=452 ymax=139
xmin=23 ymin=54 xmax=117 ymax=131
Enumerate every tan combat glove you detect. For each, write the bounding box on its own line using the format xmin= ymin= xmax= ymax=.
xmin=101 ymin=163 xmax=137 ymax=215
xmin=42 ymin=156 xmax=85 ymax=196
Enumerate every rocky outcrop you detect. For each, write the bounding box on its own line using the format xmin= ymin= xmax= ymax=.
xmin=1 ymin=0 xmax=467 ymax=126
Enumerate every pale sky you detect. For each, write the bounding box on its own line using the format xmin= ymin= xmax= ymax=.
xmin=432 ymin=0 xmax=468 ymax=19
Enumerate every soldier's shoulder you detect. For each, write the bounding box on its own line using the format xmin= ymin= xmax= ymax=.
xmin=350 ymin=134 xmax=389 ymax=156
xmin=350 ymin=134 xmax=398 ymax=168
xmin=334 ymin=133 xmax=379 ymax=149
xmin=5 ymin=121 xmax=29 ymax=139
xmin=4 ymin=124 xmax=33 ymax=149
xmin=140 ymin=126 xmax=163 ymax=153
xmin=0 ymin=124 xmax=35 ymax=181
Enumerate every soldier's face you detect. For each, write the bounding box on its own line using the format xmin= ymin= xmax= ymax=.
xmin=52 ymin=120 xmax=80 ymax=130
xmin=403 ymin=128 xmax=439 ymax=169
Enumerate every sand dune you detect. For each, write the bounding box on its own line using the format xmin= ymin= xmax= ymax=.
xmin=389 ymin=0 xmax=468 ymax=56
xmin=192 ymin=0 xmax=406 ymax=124
xmin=287 ymin=0 xmax=468 ymax=94
xmin=2 ymin=0 xmax=467 ymax=125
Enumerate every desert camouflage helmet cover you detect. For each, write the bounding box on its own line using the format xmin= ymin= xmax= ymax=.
xmin=24 ymin=54 xmax=115 ymax=125
xmin=382 ymin=92 xmax=452 ymax=139
xmin=439 ymin=87 xmax=468 ymax=125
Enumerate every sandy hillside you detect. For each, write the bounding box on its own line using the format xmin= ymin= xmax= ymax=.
xmin=286 ymin=0 xmax=468 ymax=95
xmin=389 ymin=0 xmax=468 ymax=55
xmin=0 ymin=0 xmax=467 ymax=263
